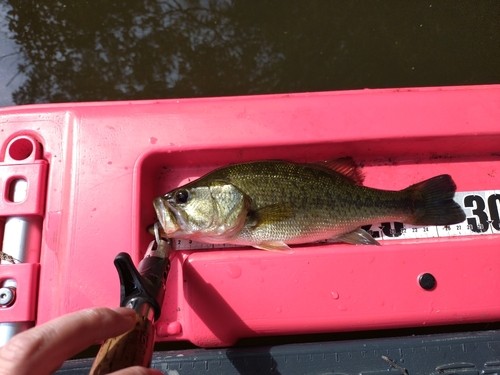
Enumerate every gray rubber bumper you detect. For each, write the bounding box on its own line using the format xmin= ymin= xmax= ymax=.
xmin=57 ymin=329 xmax=500 ymax=374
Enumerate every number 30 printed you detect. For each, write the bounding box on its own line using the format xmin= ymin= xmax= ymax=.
xmin=463 ymin=194 xmax=500 ymax=233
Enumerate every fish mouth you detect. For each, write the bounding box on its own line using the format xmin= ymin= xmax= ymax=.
xmin=153 ymin=196 xmax=179 ymax=235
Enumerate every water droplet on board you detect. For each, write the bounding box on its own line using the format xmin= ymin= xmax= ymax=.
xmin=226 ymin=264 xmax=242 ymax=279
xmin=156 ymin=321 xmax=182 ymax=336
xmin=331 ymin=291 xmax=339 ymax=299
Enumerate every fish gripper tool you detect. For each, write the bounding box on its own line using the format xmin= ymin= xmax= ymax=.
xmin=89 ymin=223 xmax=172 ymax=375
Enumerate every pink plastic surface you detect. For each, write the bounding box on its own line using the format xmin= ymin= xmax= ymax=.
xmin=0 ymin=136 xmax=48 ymax=217
xmin=0 ymin=162 xmax=48 ymax=217
xmin=1 ymin=85 xmax=500 ymax=347
xmin=0 ymin=263 xmax=39 ymax=322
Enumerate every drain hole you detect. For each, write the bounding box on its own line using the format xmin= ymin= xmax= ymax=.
xmin=8 ymin=138 xmax=34 ymax=161
xmin=7 ymin=178 xmax=28 ymax=203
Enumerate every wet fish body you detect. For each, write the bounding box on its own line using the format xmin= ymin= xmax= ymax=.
xmin=153 ymin=158 xmax=466 ymax=251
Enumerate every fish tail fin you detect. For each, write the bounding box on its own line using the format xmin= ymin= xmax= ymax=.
xmin=405 ymin=174 xmax=466 ymax=225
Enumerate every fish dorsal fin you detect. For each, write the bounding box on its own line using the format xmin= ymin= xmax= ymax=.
xmin=313 ymin=157 xmax=364 ymax=185
xmin=247 ymin=203 xmax=294 ymax=228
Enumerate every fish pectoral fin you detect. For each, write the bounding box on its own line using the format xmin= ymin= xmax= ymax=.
xmin=335 ymin=228 xmax=381 ymax=246
xmin=248 ymin=203 xmax=294 ymax=228
xmin=253 ymin=241 xmax=294 ymax=253
xmin=313 ymin=157 xmax=365 ymax=185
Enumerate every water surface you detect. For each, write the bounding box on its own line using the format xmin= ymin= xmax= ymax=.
xmin=0 ymin=0 xmax=499 ymax=106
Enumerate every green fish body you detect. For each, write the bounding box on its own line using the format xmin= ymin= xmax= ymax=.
xmin=153 ymin=158 xmax=465 ymax=251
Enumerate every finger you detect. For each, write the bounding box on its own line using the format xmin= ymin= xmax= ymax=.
xmin=111 ymin=366 xmax=164 ymax=375
xmin=0 ymin=307 xmax=136 ymax=375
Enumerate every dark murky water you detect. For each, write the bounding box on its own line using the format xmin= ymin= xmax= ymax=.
xmin=0 ymin=0 xmax=499 ymax=107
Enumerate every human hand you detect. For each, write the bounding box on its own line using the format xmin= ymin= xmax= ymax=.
xmin=0 ymin=307 xmax=163 ymax=375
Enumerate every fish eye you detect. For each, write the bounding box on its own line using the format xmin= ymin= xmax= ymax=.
xmin=175 ymin=189 xmax=190 ymax=204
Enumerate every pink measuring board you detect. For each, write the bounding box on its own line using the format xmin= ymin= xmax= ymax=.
xmin=1 ymin=85 xmax=499 ymax=347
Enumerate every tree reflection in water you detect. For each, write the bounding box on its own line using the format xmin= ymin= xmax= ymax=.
xmin=1 ymin=0 xmax=500 ymax=104
xmin=4 ymin=0 xmax=285 ymax=103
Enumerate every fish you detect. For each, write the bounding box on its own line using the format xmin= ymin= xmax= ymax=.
xmin=152 ymin=158 xmax=466 ymax=251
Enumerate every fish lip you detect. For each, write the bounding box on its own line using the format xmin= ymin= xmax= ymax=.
xmin=153 ymin=196 xmax=178 ymax=235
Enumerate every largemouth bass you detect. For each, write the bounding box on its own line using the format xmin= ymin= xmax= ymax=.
xmin=153 ymin=158 xmax=465 ymax=251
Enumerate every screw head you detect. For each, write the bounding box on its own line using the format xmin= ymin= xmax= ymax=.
xmin=0 ymin=287 xmax=16 ymax=307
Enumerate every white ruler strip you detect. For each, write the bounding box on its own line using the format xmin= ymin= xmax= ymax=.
xmin=172 ymin=189 xmax=500 ymax=250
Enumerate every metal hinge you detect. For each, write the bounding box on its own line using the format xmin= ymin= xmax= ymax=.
xmin=0 ymin=135 xmax=48 ymax=346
